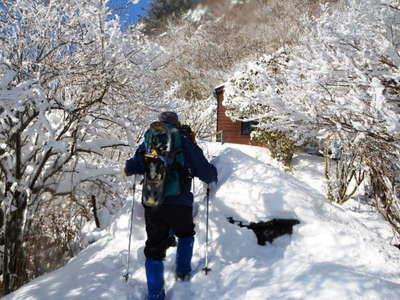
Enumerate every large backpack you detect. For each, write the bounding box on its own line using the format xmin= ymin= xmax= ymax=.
xmin=142 ymin=121 xmax=192 ymax=207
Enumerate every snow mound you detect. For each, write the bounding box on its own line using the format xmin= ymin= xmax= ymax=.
xmin=4 ymin=143 xmax=400 ymax=300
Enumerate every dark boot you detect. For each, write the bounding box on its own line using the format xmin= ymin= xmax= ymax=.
xmin=175 ymin=236 xmax=194 ymax=280
xmin=145 ymin=259 xmax=165 ymax=300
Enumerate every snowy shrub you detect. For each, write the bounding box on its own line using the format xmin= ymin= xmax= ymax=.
xmin=323 ymin=137 xmax=365 ymax=204
xmin=25 ymin=209 xmax=82 ymax=279
xmin=253 ymin=128 xmax=296 ymax=167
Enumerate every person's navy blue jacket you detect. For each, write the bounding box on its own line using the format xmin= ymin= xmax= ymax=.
xmin=125 ymin=137 xmax=218 ymax=207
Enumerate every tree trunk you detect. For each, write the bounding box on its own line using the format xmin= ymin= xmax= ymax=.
xmin=3 ymin=189 xmax=28 ymax=294
xmin=91 ymin=195 xmax=101 ymax=229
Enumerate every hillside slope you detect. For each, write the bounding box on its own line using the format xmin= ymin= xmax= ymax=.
xmin=3 ymin=143 xmax=400 ymax=300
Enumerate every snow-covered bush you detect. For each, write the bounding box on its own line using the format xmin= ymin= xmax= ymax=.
xmin=323 ymin=137 xmax=365 ymax=204
xmin=253 ymin=128 xmax=296 ymax=167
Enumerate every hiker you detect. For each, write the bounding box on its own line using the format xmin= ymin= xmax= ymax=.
xmin=123 ymin=111 xmax=218 ymax=300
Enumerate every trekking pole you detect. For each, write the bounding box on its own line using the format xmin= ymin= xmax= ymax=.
xmin=203 ymin=185 xmax=212 ymax=275
xmin=123 ymin=175 xmax=137 ymax=282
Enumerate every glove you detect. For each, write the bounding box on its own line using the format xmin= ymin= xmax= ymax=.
xmin=121 ymin=167 xmax=127 ymax=177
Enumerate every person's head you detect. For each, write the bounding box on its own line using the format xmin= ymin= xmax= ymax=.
xmin=158 ymin=111 xmax=180 ymax=126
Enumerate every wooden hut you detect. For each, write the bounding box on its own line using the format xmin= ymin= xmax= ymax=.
xmin=214 ymin=85 xmax=258 ymax=145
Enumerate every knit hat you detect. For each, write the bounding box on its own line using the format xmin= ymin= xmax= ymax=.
xmin=158 ymin=111 xmax=179 ymax=125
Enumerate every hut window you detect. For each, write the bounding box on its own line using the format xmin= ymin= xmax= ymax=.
xmin=241 ymin=121 xmax=258 ymax=136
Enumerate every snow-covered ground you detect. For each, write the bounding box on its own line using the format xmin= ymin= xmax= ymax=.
xmin=3 ymin=143 xmax=400 ymax=300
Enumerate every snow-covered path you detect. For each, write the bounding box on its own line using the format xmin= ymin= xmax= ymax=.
xmin=4 ymin=143 xmax=400 ymax=300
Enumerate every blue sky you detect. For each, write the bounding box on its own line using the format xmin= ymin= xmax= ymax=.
xmin=108 ymin=0 xmax=152 ymax=29
xmin=0 ymin=0 xmax=152 ymax=31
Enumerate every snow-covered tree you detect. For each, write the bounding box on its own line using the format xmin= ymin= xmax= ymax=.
xmin=160 ymin=83 xmax=217 ymax=138
xmin=150 ymin=0 xmax=326 ymax=105
xmin=0 ymin=0 xmax=168 ymax=293
xmin=224 ymin=0 xmax=400 ymax=233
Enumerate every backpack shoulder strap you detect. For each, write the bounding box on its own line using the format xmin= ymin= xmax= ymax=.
xmin=179 ymin=124 xmax=196 ymax=144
